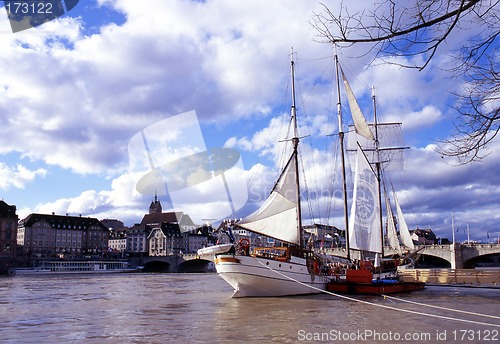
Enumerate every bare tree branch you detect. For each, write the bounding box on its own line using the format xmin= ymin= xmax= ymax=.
xmin=312 ymin=0 xmax=500 ymax=164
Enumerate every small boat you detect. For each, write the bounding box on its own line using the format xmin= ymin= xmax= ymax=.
xmin=326 ymin=267 xmax=425 ymax=294
xmin=14 ymin=261 xmax=139 ymax=275
xmin=197 ymin=244 xmax=234 ymax=256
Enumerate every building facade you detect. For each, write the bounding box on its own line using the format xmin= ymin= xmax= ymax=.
xmin=147 ymin=223 xmax=183 ymax=256
xmin=0 ymin=201 xmax=17 ymax=257
xmin=148 ymin=227 xmax=167 ymax=256
xmin=108 ymin=231 xmax=127 ymax=257
xmin=17 ymin=213 xmax=109 ymax=257
xmin=0 ymin=201 xmax=17 ymax=273
xmin=126 ymin=224 xmax=149 ymax=256
xmin=103 ymin=219 xmax=128 ymax=257
xmin=411 ymin=228 xmax=437 ymax=245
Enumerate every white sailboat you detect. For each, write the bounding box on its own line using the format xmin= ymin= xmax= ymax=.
xmin=326 ymin=53 xmax=425 ymax=294
xmin=213 ymin=53 xmax=331 ymax=298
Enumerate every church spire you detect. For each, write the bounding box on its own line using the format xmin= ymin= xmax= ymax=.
xmin=149 ymin=192 xmax=162 ymax=214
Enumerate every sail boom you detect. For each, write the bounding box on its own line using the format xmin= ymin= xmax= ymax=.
xmin=347 ymin=146 xmax=410 ymax=152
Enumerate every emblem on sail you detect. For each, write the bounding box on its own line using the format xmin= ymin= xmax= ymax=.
xmin=348 ymin=146 xmax=381 ymax=253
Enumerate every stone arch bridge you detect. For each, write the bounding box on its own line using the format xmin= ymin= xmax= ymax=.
xmin=415 ymin=243 xmax=500 ymax=269
xmin=135 ymin=243 xmax=500 ymax=271
xmin=134 ymin=254 xmax=214 ymax=273
xmin=325 ymin=243 xmax=500 ymax=269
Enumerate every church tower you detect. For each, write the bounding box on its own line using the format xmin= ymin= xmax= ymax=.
xmin=149 ymin=193 xmax=162 ymax=214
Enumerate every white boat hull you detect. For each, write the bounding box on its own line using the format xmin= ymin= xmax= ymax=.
xmin=215 ymin=254 xmax=330 ymax=297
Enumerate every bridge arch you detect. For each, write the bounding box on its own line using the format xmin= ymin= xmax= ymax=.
xmin=142 ymin=260 xmax=171 ymax=273
xmin=418 ymin=244 xmax=500 ymax=269
xmin=463 ymin=252 xmax=500 ymax=269
xmin=415 ymin=254 xmax=451 ymax=268
xmin=177 ymin=258 xmax=214 ymax=273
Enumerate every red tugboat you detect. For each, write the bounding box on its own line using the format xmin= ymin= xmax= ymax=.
xmin=326 ymin=259 xmax=425 ymax=295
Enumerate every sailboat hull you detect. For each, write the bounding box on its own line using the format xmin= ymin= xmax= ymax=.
xmin=215 ymin=254 xmax=330 ymax=297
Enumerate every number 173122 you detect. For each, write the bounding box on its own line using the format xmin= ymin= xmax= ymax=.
xmin=5 ymin=2 xmax=54 ymax=14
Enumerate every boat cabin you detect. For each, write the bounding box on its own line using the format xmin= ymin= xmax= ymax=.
xmin=252 ymin=247 xmax=289 ymax=261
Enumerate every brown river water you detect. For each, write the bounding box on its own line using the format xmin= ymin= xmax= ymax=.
xmin=0 ymin=273 xmax=499 ymax=343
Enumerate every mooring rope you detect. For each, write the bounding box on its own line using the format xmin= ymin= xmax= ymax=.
xmin=382 ymin=294 xmax=500 ymax=320
xmin=256 ymin=260 xmax=500 ymax=328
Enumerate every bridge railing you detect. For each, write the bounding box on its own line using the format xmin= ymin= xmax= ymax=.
xmin=400 ymin=268 xmax=500 ymax=285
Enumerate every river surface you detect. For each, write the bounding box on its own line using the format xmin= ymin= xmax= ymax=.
xmin=1 ymin=273 xmax=499 ymax=343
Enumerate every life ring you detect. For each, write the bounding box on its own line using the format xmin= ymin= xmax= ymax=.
xmin=239 ymin=238 xmax=250 ymax=249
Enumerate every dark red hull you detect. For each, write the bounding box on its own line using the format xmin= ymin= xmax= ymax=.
xmin=326 ymin=281 xmax=425 ymax=295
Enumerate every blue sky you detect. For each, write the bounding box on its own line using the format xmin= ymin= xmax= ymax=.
xmin=0 ymin=0 xmax=499 ymax=243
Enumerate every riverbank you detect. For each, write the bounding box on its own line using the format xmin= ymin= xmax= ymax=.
xmin=399 ymin=268 xmax=500 ymax=287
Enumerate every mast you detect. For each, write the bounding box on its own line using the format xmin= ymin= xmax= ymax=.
xmin=372 ymin=86 xmax=385 ymax=257
xmin=334 ymin=48 xmax=350 ymax=260
xmin=290 ymin=49 xmax=303 ymax=249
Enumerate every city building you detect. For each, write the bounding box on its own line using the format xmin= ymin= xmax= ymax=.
xmin=17 ymin=213 xmax=109 ymax=258
xmin=108 ymin=229 xmax=128 ymax=258
xmin=186 ymin=225 xmax=215 ymax=254
xmin=148 ymin=227 xmax=166 ymax=256
xmin=411 ymin=228 xmax=437 ymax=245
xmin=0 ymin=200 xmax=17 ymax=256
xmin=148 ymin=223 xmax=183 ymax=256
xmin=136 ymin=196 xmax=198 ymax=255
xmin=303 ymin=224 xmax=344 ymax=249
xmin=103 ymin=219 xmax=128 ymax=258
xmin=126 ymin=223 xmax=149 ymax=257
xmin=0 ymin=200 xmax=17 ymax=274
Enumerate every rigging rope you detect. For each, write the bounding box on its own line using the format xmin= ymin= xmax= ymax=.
xmin=381 ymin=294 xmax=500 ymax=320
xmin=294 ymin=57 xmax=332 ymax=223
xmin=256 ymin=259 xmax=500 ymax=328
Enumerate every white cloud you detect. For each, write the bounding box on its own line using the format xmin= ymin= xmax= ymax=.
xmin=0 ymin=163 xmax=47 ymax=190
xmin=20 ymin=169 xmax=146 ymax=223
xmin=1 ymin=0 xmax=498 ymax=244
xmin=0 ymin=0 xmax=336 ymax=176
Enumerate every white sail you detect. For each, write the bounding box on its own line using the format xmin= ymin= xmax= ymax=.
xmin=395 ymin=194 xmax=415 ymax=250
xmin=348 ymin=147 xmax=382 ymax=253
xmin=386 ymin=196 xmax=402 ymax=255
xmin=237 ymin=154 xmax=299 ymax=245
xmin=341 ymin=68 xmax=374 ymax=140
xmin=348 ymin=123 xmax=406 ymax=172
